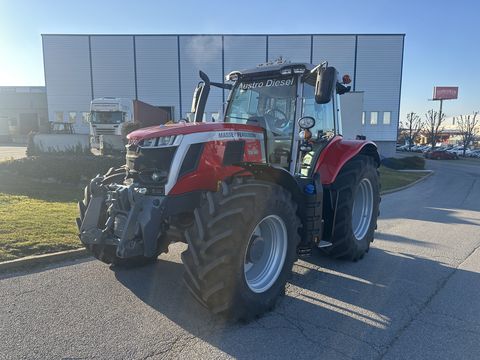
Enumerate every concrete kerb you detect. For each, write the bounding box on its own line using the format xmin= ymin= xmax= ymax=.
xmin=0 ymin=248 xmax=90 ymax=273
xmin=381 ymin=170 xmax=434 ymax=195
xmin=0 ymin=170 xmax=434 ymax=273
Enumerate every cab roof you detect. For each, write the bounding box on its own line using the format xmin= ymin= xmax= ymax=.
xmin=231 ymin=62 xmax=315 ymax=79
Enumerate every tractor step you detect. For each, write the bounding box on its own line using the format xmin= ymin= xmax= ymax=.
xmin=317 ymin=240 xmax=333 ymax=248
xmin=297 ymin=247 xmax=312 ymax=258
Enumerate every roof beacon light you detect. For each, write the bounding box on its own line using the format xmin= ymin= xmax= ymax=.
xmin=342 ymin=74 xmax=352 ymax=84
xmin=226 ymin=71 xmax=240 ymax=82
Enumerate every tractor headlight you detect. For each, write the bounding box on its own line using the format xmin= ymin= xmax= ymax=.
xmin=139 ymin=135 xmax=182 ymax=148
xmin=157 ymin=135 xmax=176 ymax=146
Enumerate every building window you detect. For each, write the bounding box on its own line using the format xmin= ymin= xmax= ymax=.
xmin=362 ymin=111 xmax=366 ymax=125
xmin=370 ymin=111 xmax=378 ymax=125
xmin=68 ymin=112 xmax=77 ymax=123
xmin=81 ymin=112 xmax=90 ymax=124
xmin=55 ymin=112 xmax=64 ymax=122
xmin=383 ymin=111 xmax=391 ymax=125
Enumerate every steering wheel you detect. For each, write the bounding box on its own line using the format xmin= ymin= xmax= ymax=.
xmin=265 ymin=108 xmax=289 ymax=133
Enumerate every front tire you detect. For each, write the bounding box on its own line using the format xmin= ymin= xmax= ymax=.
xmin=323 ymin=155 xmax=380 ymax=261
xmin=181 ymin=178 xmax=300 ymax=321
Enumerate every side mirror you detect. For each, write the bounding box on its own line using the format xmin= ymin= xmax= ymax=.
xmin=315 ymin=66 xmax=336 ymax=104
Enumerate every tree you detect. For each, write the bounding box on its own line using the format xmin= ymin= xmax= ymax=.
xmin=456 ymin=112 xmax=479 ymax=156
xmin=400 ymin=112 xmax=424 ymax=150
xmin=424 ymin=110 xmax=445 ymax=149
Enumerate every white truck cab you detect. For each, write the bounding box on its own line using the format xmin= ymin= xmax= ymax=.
xmin=89 ymin=97 xmax=133 ymax=149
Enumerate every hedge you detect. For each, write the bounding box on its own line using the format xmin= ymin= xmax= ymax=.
xmin=0 ymin=155 xmax=124 ymax=184
xmin=381 ymin=156 xmax=425 ymax=170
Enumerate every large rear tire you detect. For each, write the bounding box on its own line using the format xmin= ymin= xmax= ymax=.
xmin=79 ymin=169 xmax=160 ymax=267
xmin=181 ymin=178 xmax=300 ymax=321
xmin=323 ymin=155 xmax=380 ymax=261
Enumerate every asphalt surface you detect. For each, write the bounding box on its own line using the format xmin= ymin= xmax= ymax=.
xmin=1 ymin=159 xmax=479 ymax=359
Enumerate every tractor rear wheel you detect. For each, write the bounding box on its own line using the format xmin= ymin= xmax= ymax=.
xmin=323 ymin=155 xmax=380 ymax=261
xmin=79 ymin=169 xmax=160 ymax=267
xmin=181 ymin=178 xmax=300 ymax=321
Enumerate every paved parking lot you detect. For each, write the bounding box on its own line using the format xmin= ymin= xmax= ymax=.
xmin=1 ymin=159 xmax=479 ymax=359
xmin=0 ymin=146 xmax=26 ymax=161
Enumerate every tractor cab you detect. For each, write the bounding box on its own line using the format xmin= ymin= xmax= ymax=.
xmin=193 ymin=60 xmax=351 ymax=176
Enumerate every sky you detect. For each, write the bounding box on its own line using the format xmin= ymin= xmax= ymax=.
xmin=0 ymin=0 xmax=478 ymax=121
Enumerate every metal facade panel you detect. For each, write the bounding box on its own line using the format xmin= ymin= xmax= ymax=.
xmin=135 ymin=36 xmax=180 ymax=118
xmin=355 ymin=35 xmax=404 ymax=141
xmin=223 ymin=36 xmax=267 ymax=74
xmin=179 ymin=36 xmax=223 ymax=119
xmin=312 ymin=35 xmax=356 ymax=84
xmin=268 ymin=36 xmax=311 ymax=63
xmin=42 ymin=35 xmax=92 ymax=123
xmin=90 ymin=36 xmax=136 ymax=99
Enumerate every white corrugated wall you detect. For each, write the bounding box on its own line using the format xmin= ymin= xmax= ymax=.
xmin=179 ymin=36 xmax=223 ymax=120
xmin=42 ymin=35 xmax=92 ymax=134
xmin=42 ymin=34 xmax=404 ymax=150
xmin=356 ymin=35 xmax=404 ymax=142
xmin=90 ymin=36 xmax=136 ymax=99
xmin=312 ymin=35 xmax=356 ymax=86
xmin=223 ymin=36 xmax=267 ymax=74
xmin=268 ymin=35 xmax=311 ymax=63
xmin=135 ymin=36 xmax=180 ymax=118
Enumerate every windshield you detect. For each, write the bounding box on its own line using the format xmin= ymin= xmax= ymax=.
xmin=225 ymin=75 xmax=297 ymax=169
xmin=90 ymin=111 xmax=124 ymax=124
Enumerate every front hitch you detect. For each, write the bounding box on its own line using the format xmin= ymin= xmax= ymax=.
xmin=78 ymin=176 xmax=165 ymax=258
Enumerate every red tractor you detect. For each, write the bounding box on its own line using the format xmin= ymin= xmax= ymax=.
xmin=77 ymin=61 xmax=380 ymax=321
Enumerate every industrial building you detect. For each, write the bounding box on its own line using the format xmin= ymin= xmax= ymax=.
xmin=0 ymin=86 xmax=48 ymax=142
xmin=42 ymin=34 xmax=404 ymax=156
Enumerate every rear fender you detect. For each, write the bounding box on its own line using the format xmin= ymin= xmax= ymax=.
xmin=314 ymin=136 xmax=380 ymax=185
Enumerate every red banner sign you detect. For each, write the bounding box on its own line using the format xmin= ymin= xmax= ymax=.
xmin=433 ymin=86 xmax=458 ymax=100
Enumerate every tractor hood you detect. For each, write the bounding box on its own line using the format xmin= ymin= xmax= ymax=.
xmin=127 ymin=122 xmax=263 ymax=142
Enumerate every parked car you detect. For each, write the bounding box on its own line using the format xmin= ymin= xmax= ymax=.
xmin=425 ymin=149 xmax=459 ymax=160
xmin=447 ymin=146 xmax=472 ymax=156
xmin=467 ymin=149 xmax=480 ymax=158
xmin=397 ymin=144 xmax=410 ymax=151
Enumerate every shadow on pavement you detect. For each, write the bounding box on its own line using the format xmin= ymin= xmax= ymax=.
xmin=113 ymin=244 xmax=478 ymax=358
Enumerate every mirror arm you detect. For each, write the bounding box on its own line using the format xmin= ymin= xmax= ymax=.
xmin=211 ymin=82 xmax=233 ymax=90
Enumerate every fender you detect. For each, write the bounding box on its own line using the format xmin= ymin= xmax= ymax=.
xmin=314 ymin=136 xmax=380 ymax=185
xmin=235 ymin=162 xmax=304 ymax=202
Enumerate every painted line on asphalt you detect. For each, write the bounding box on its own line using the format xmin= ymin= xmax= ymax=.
xmin=0 ymin=248 xmax=89 ymax=273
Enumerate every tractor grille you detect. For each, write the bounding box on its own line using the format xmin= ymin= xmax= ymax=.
xmin=95 ymin=128 xmax=116 ymax=135
xmin=126 ymin=146 xmax=177 ymax=190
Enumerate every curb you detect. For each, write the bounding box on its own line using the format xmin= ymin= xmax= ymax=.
xmin=0 ymin=248 xmax=89 ymax=273
xmin=381 ymin=170 xmax=434 ymax=195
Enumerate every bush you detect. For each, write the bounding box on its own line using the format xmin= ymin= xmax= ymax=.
xmin=122 ymin=122 xmax=142 ymax=137
xmin=0 ymin=155 xmax=124 ymax=184
xmin=381 ymin=156 xmax=425 ymax=170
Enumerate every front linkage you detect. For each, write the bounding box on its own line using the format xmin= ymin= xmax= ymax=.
xmin=77 ymin=175 xmax=165 ymax=259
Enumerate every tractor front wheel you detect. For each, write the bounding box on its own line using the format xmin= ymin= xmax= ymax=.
xmin=181 ymin=178 xmax=300 ymax=321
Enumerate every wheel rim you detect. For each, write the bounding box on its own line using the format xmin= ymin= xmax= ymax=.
xmin=244 ymin=215 xmax=288 ymax=293
xmin=351 ymin=178 xmax=374 ymax=241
